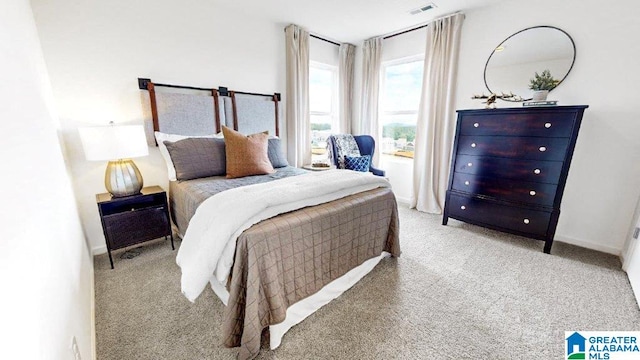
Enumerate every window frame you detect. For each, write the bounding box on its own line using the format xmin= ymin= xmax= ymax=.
xmin=309 ymin=61 xmax=339 ymax=162
xmin=378 ymin=54 xmax=425 ymax=160
xmin=309 ymin=60 xmax=339 ymax=130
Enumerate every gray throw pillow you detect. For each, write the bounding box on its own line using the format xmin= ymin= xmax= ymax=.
xmin=164 ymin=138 xmax=226 ymax=181
xmin=267 ymin=138 xmax=289 ymax=168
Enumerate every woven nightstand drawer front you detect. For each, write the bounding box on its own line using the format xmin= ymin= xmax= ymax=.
xmin=103 ymin=206 xmax=169 ymax=249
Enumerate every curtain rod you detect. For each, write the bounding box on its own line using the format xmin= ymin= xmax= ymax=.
xmin=382 ymin=12 xmax=464 ymax=40
xmin=310 ymin=34 xmax=341 ymax=46
xmin=283 ymin=26 xmax=341 ymax=46
xmin=383 ymin=23 xmax=428 ymax=40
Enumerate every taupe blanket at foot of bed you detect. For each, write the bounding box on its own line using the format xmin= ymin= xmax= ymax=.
xmin=221 ymin=187 xmax=400 ymax=359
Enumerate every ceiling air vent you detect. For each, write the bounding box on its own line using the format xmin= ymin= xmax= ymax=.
xmin=409 ymin=3 xmax=437 ymax=15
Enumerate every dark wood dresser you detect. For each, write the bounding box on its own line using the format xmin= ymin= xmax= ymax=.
xmin=442 ymin=105 xmax=588 ymax=253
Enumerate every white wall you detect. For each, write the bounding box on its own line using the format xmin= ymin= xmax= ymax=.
xmin=456 ymin=0 xmax=640 ymax=254
xmin=310 ymin=36 xmax=339 ymax=65
xmin=31 ymin=0 xmax=288 ymax=253
xmin=381 ymin=28 xmax=426 ymax=62
xmin=0 ymin=1 xmax=93 ymax=359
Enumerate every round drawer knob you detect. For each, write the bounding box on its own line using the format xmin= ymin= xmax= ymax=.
xmin=473 ymin=123 xmax=479 ymax=128
xmin=467 ymin=162 xmax=473 ymax=167
xmin=471 ymin=143 xmax=477 ymax=148
xmin=539 ymin=146 xmax=547 ymax=152
xmin=464 ymin=181 xmax=470 ymax=186
xmin=523 ymin=218 xmax=530 ymax=224
xmin=460 ymin=205 xmax=466 ymax=210
xmin=533 ymin=168 xmax=541 ymax=174
xmin=544 ymin=123 xmax=552 ymax=128
xmin=529 ymin=190 xmax=536 ymax=196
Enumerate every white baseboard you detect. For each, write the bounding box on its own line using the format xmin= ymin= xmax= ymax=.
xmin=395 ymin=196 xmax=411 ymax=206
xmin=91 ymin=245 xmax=107 ymax=255
xmin=555 ymin=234 xmax=621 ymax=256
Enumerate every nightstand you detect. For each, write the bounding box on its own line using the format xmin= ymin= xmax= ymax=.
xmin=96 ymin=185 xmax=174 ymax=269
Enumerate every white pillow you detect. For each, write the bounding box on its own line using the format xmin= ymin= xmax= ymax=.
xmin=154 ymin=132 xmax=215 ymax=181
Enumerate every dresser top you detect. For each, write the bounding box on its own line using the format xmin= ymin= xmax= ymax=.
xmin=457 ymin=105 xmax=588 ymax=114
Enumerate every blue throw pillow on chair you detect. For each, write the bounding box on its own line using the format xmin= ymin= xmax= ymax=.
xmin=344 ymin=155 xmax=371 ymax=172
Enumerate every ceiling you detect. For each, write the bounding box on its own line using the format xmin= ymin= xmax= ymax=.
xmin=214 ymin=0 xmax=506 ymax=43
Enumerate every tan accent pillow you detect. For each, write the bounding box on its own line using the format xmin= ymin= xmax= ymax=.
xmin=222 ymin=126 xmax=275 ymax=179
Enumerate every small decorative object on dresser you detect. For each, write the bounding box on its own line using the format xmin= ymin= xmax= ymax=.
xmin=529 ymin=69 xmax=560 ymax=101
xmin=442 ymin=105 xmax=588 ymax=253
xmin=471 ymin=92 xmax=523 ymax=109
xmin=471 ymin=92 xmax=522 ymax=109
xmin=523 ymin=100 xmax=558 ymax=107
xmin=96 ymin=186 xmax=174 ymax=269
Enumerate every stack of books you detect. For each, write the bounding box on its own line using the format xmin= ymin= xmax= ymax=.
xmin=523 ymin=100 xmax=558 ymax=107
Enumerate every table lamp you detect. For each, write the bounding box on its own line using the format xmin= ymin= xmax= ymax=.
xmin=79 ymin=124 xmax=149 ymax=197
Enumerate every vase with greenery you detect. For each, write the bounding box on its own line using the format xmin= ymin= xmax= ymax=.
xmin=529 ymin=69 xmax=559 ymax=101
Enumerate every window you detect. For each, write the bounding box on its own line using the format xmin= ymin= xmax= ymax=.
xmin=379 ymin=56 xmax=424 ymax=160
xmin=309 ymin=61 xmax=338 ymax=162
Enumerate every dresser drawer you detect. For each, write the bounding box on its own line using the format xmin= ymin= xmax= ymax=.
xmin=454 ymin=155 xmax=563 ymax=184
xmin=451 ymin=172 xmax=557 ymax=206
xmin=457 ymin=135 xmax=569 ymax=161
xmin=459 ymin=111 xmax=575 ymax=137
xmin=103 ymin=206 xmax=170 ymax=249
xmin=447 ymin=193 xmax=552 ymax=237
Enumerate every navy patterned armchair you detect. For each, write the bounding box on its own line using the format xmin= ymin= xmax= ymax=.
xmin=326 ymin=135 xmax=385 ymax=177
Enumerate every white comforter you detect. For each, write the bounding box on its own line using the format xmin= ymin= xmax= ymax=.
xmin=176 ymin=169 xmax=390 ymax=302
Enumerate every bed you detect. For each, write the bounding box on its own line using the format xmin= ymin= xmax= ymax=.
xmin=139 ymin=79 xmax=401 ymax=359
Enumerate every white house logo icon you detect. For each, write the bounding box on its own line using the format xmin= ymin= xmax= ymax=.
xmin=566 ymin=332 xmax=586 ymax=359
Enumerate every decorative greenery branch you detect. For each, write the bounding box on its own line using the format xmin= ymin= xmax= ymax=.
xmin=529 ymin=70 xmax=559 ymax=91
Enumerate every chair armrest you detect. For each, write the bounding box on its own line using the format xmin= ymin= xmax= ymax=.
xmin=369 ymin=166 xmax=385 ymax=177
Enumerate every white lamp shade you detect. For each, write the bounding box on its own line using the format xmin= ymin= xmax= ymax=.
xmin=79 ymin=125 xmax=149 ymax=161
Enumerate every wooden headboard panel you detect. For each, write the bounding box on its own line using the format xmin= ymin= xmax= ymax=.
xmin=139 ymin=78 xmax=280 ymax=145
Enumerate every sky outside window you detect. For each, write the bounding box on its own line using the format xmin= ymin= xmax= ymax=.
xmin=381 ymin=60 xmax=423 ymax=117
xmin=310 ymin=67 xmax=334 ymax=114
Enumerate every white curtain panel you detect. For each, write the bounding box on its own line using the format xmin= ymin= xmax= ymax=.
xmin=285 ymin=24 xmax=311 ymax=167
xmin=411 ymin=13 xmax=465 ymax=213
xmin=360 ymin=37 xmax=383 ymax=166
xmin=338 ymin=43 xmax=356 ymax=134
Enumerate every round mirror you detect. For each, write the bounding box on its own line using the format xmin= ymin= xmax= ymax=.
xmin=484 ymin=26 xmax=576 ymax=101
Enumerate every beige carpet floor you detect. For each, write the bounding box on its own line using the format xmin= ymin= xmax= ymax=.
xmin=94 ymin=206 xmax=640 ymax=359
